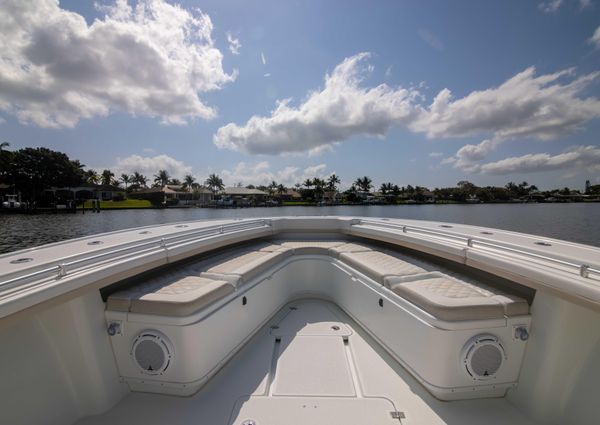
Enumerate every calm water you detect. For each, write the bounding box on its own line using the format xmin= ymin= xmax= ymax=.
xmin=1 ymin=203 xmax=599 ymax=254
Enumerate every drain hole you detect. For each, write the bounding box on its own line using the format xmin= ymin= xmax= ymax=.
xmin=440 ymin=224 xmax=453 ymax=228
xmin=242 ymin=296 xmax=247 ymax=305
xmin=535 ymin=241 xmax=552 ymax=246
xmin=481 ymin=231 xmax=493 ymax=235
xmin=378 ymin=298 xmax=384 ymax=307
xmin=331 ymin=325 xmax=340 ymax=331
xmin=289 ymin=306 xmax=297 ymax=310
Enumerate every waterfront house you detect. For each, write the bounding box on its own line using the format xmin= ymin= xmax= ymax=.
xmin=46 ymin=184 xmax=125 ymax=202
xmin=221 ymin=187 xmax=267 ymax=205
xmin=276 ymin=189 xmax=302 ymax=202
xmin=132 ymin=185 xmax=212 ymax=206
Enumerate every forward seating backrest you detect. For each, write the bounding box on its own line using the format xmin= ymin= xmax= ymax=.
xmin=106 ymin=239 xmax=529 ymax=319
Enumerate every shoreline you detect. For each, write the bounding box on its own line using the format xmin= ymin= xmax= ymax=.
xmin=1 ymin=199 xmax=599 ymax=214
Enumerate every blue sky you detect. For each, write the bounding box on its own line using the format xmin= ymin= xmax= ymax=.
xmin=1 ymin=0 xmax=600 ymax=190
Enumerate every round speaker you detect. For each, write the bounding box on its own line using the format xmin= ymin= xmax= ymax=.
xmin=130 ymin=331 xmax=173 ymax=375
xmin=462 ymin=334 xmax=505 ymax=380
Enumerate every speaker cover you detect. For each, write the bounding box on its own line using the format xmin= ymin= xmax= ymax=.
xmin=130 ymin=331 xmax=173 ymax=375
xmin=462 ymin=334 xmax=505 ymax=380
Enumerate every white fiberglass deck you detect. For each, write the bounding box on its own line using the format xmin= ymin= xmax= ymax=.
xmin=78 ymin=299 xmax=534 ymax=425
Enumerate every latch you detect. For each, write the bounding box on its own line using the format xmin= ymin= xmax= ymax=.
xmin=390 ymin=411 xmax=406 ymax=422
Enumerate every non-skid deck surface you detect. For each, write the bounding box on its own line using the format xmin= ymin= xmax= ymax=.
xmin=77 ymin=300 xmax=535 ymax=425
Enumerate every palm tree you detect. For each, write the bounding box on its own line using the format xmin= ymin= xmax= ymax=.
xmin=303 ymin=178 xmax=313 ymax=189
xmin=354 ymin=176 xmax=372 ymax=192
xmin=327 ymin=174 xmax=341 ymax=191
xmin=154 ymin=169 xmax=170 ymax=187
xmin=267 ymin=180 xmax=278 ymax=197
xmin=312 ymin=177 xmax=326 ymax=200
xmin=85 ymin=169 xmax=100 ymax=185
xmin=183 ymin=174 xmax=196 ymax=192
xmin=277 ymin=184 xmax=287 ymax=196
xmin=120 ymin=174 xmax=131 ymax=192
xmin=101 ymin=169 xmax=115 ymax=186
xmin=380 ymin=182 xmax=394 ymax=195
xmin=205 ymin=173 xmax=224 ymax=194
xmin=0 ymin=141 xmax=9 ymax=151
xmin=132 ymin=171 xmax=148 ymax=189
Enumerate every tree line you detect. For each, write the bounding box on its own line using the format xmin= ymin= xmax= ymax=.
xmin=0 ymin=145 xmax=598 ymax=203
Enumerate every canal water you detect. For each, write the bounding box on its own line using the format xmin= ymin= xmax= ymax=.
xmin=1 ymin=203 xmax=599 ymax=254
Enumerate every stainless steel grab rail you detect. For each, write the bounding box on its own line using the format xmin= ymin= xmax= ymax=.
xmin=355 ymin=219 xmax=600 ymax=280
xmin=0 ymin=219 xmax=271 ymax=291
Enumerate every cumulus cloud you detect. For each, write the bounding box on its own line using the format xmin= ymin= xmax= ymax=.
xmin=411 ymin=67 xmax=600 ymax=140
xmin=590 ymin=25 xmax=600 ymax=48
xmin=442 ymin=137 xmax=505 ymax=171
xmin=226 ymin=32 xmax=241 ymax=55
xmin=214 ymin=52 xmax=600 ymax=156
xmin=539 ymin=0 xmax=563 ymax=13
xmin=472 ymin=145 xmax=600 ymax=175
xmin=417 ymin=28 xmax=444 ymax=51
xmin=108 ymin=154 xmax=194 ymax=179
xmin=220 ymin=161 xmax=330 ymax=186
xmin=214 ymin=52 xmax=421 ymax=154
xmin=0 ymin=0 xmax=236 ymax=128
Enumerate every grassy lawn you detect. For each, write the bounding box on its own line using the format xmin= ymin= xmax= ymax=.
xmin=282 ymin=201 xmax=317 ymax=206
xmin=83 ymin=199 xmax=152 ymax=209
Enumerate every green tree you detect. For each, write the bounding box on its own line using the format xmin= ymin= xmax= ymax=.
xmin=132 ymin=171 xmax=148 ymax=189
xmin=379 ymin=182 xmax=394 ymax=195
xmin=120 ymin=174 xmax=131 ymax=191
xmin=354 ymin=176 xmax=372 ymax=192
xmin=84 ymin=169 xmax=100 ymax=184
xmin=154 ymin=169 xmax=170 ymax=187
xmin=8 ymin=147 xmax=86 ymax=202
xmin=183 ymin=174 xmax=196 ymax=191
xmin=277 ymin=184 xmax=287 ymax=196
xmin=327 ymin=174 xmax=341 ymax=191
xmin=101 ymin=169 xmax=115 ymax=186
xmin=205 ymin=173 xmax=225 ymax=194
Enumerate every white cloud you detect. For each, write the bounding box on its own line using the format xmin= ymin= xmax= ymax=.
xmin=469 ymin=145 xmax=600 ymax=175
xmin=443 ymin=137 xmax=504 ymax=171
xmin=214 ymin=52 xmax=421 ymax=154
xmin=226 ymin=32 xmax=241 ymax=55
xmin=214 ymin=53 xmax=600 ymax=156
xmin=590 ymin=25 xmax=600 ymax=48
xmin=539 ymin=0 xmax=563 ymax=13
xmin=0 ymin=0 xmax=236 ymax=128
xmin=429 ymin=152 xmax=443 ymax=158
xmin=220 ymin=161 xmax=329 ymax=186
xmin=417 ymin=28 xmax=444 ymax=51
xmin=261 ymin=52 xmax=267 ymax=65
xmin=108 ymin=154 xmax=194 ymax=179
xmin=264 ymin=73 xmax=271 ymax=78
xmin=385 ymin=66 xmax=393 ymax=78
xmin=411 ymin=67 xmax=600 ymax=141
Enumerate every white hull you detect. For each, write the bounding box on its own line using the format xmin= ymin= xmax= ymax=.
xmin=0 ymin=216 xmax=599 ymax=425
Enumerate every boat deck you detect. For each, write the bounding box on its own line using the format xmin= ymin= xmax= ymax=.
xmin=77 ymin=299 xmax=535 ymax=425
